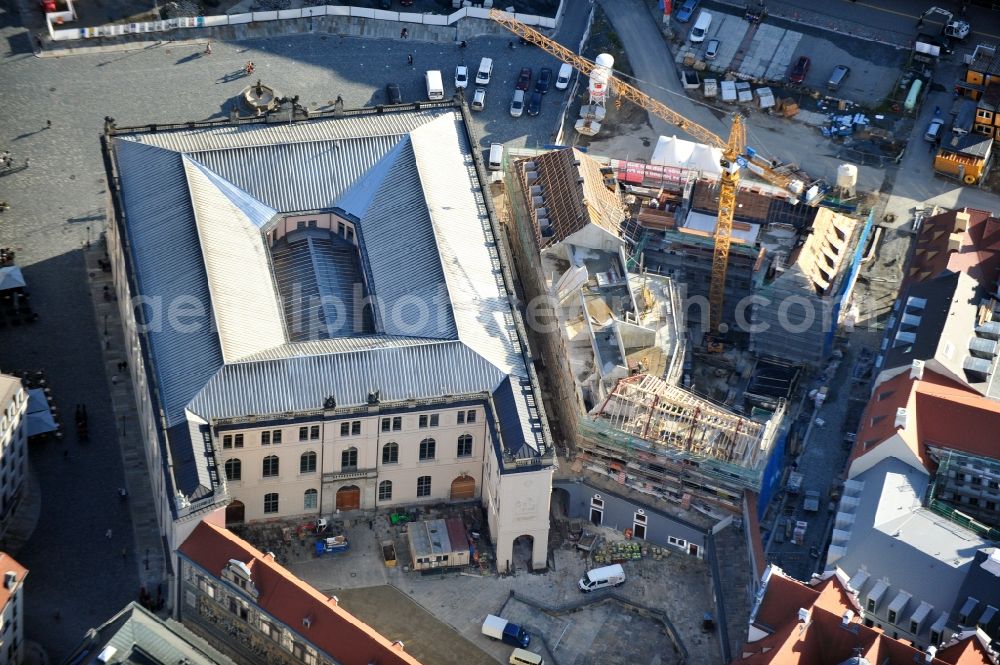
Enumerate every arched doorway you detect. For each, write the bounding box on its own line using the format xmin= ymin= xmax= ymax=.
xmin=450 ymin=474 xmax=475 ymax=500
xmin=336 ymin=485 xmax=361 ymax=511
xmin=511 ymin=534 xmax=534 ymax=573
xmin=225 ymin=500 xmax=245 ymax=526
xmin=550 ymin=488 xmax=571 ymax=520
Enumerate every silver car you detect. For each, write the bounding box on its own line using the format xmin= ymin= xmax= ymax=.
xmin=705 ymin=39 xmax=720 ymax=60
xmin=510 ymin=89 xmax=525 ymax=118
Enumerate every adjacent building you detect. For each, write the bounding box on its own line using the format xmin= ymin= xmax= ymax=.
xmin=0 ymin=376 xmax=27 ymax=543
xmin=506 ymin=147 xmax=786 ymax=514
xmin=62 ymin=601 xmax=235 ymax=665
xmin=737 ymin=564 xmax=995 ymax=665
xmin=958 ymin=45 xmax=1000 ymax=142
xmin=177 ymin=520 xmax=422 ymax=665
xmin=102 ymin=102 xmax=555 ymax=584
xmin=0 ymin=553 xmax=26 ymax=665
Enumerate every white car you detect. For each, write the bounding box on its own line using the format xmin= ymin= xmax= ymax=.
xmin=471 ymin=87 xmax=487 ymax=111
xmin=455 ymin=65 xmax=469 ymax=90
xmin=510 ymin=89 xmax=525 ymax=118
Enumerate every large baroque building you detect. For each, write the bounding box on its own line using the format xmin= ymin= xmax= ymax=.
xmin=102 ymin=102 xmax=555 ymax=581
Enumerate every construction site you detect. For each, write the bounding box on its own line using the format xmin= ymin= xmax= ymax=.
xmin=491 ymin=11 xmax=874 ymax=517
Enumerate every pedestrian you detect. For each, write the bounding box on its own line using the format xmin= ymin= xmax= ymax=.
xmin=46 ymin=119 xmax=51 ymax=129
xmin=204 ymin=41 xmax=212 ymax=55
xmin=934 ymin=106 xmax=941 ymax=116
xmin=105 ymin=528 xmax=113 ymax=539
xmin=407 ymin=53 xmax=413 ymax=66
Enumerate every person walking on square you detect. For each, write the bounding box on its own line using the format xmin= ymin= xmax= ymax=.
xmin=407 ymin=53 xmax=413 ymax=66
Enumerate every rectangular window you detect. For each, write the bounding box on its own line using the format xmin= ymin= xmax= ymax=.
xmin=457 ymin=411 xmax=465 ymax=425
xmin=457 ymin=435 xmax=473 ymax=457
xmin=430 ymin=414 xmax=439 ymax=427
xmin=351 ymin=421 xmax=361 ymax=436
xmin=304 ymin=490 xmax=318 ymax=510
xmin=910 ymin=621 xmax=919 ymax=634
xmin=466 ymin=410 xmax=476 ymax=423
xmin=223 ymin=435 xmax=233 ymax=449
xmin=930 ymin=631 xmax=941 ymax=646
xmin=307 ymin=219 xmax=317 ymax=228
xmin=419 ymin=439 xmax=436 ymax=460
xmin=310 ymin=425 xmax=320 ymax=440
xmin=888 ymin=610 xmax=897 ymax=624
xmin=392 ymin=416 xmax=402 ymax=431
xmin=264 ymin=493 xmax=278 ymax=513
xmin=261 ymin=431 xmax=271 ymax=445
xmin=867 ymin=598 xmax=876 ymax=612
xmin=379 ymin=481 xmax=392 ymax=501
xmin=340 ymin=422 xmax=349 ymax=436
xmin=419 ymin=415 xmax=428 ymax=428
xmin=233 ymin=434 xmax=243 ymax=448
xmin=382 ymin=418 xmax=391 ymax=432
xmin=417 ymin=476 xmax=431 ymax=498
xmin=299 ymin=426 xmax=309 ymax=441
xmin=272 ymin=430 xmax=282 ymax=444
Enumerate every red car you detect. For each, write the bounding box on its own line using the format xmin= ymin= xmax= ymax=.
xmin=516 ymin=67 xmax=532 ymax=91
xmin=788 ymin=56 xmax=810 ymax=84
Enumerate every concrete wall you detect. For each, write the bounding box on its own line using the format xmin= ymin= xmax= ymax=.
xmin=494 ymin=466 xmax=554 ymax=571
xmin=553 ymin=479 xmax=707 ymax=556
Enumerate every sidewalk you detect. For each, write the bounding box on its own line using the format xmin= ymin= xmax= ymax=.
xmin=83 ymin=239 xmax=166 ymax=594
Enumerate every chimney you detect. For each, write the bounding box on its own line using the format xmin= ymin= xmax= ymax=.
xmin=925 ymin=646 xmax=937 ymax=663
xmin=954 ymin=211 xmax=970 ymax=233
xmin=798 ymin=608 xmax=811 ymax=623
xmin=842 ymin=610 xmax=854 ymax=626
xmin=391 ymin=640 xmax=406 ymax=651
xmin=947 ymin=232 xmax=963 ymax=253
xmin=895 ymin=407 xmax=908 ymax=430
xmin=302 ymin=616 xmax=312 ymax=629
xmin=910 ymin=359 xmax=925 ymax=380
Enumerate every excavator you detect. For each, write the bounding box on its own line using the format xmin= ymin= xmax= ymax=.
xmin=488 ymin=9 xmax=824 ymax=350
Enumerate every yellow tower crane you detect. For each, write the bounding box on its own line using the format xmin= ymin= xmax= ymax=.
xmin=489 ymin=9 xmax=816 ymax=339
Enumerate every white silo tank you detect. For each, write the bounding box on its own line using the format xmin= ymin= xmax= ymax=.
xmin=836 ymin=163 xmax=857 ymax=195
xmin=589 ymin=53 xmax=614 ymax=105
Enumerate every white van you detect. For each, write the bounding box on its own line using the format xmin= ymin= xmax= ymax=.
xmin=476 ymin=57 xmax=494 ymax=85
xmin=488 ymin=143 xmax=503 ymax=171
xmin=689 ymin=10 xmax=712 ymax=43
xmin=578 ymin=563 xmax=625 ymax=592
xmin=510 ymin=648 xmax=544 ymax=665
xmin=425 ymin=70 xmax=444 ymax=100
xmin=555 ymin=63 xmax=572 ymax=90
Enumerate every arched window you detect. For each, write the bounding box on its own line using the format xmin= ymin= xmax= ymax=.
xmin=264 ymin=492 xmax=279 ymax=514
xmin=382 ymin=442 xmax=398 ymax=465
xmin=457 ymin=434 xmax=473 ymax=458
xmin=300 ymin=451 xmax=317 ymax=474
xmin=303 ymin=489 xmax=318 ymax=510
xmin=419 ymin=438 xmax=436 ymax=461
xmin=262 ymin=455 xmax=279 ymax=478
xmin=224 ymin=458 xmax=242 ymax=481
xmin=378 ymin=480 xmax=393 ymax=502
xmin=341 ymin=447 xmax=358 ymax=470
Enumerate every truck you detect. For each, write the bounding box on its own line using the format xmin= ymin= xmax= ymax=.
xmin=786 ymin=471 xmax=804 ymax=495
xmin=917 ymin=7 xmax=970 ymax=41
xmin=314 ymin=534 xmax=350 ymax=557
xmin=482 ymin=614 xmax=530 ymax=649
xmin=579 ymin=563 xmax=626 ymax=592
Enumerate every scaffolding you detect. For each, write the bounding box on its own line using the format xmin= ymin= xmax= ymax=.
xmin=579 ymin=374 xmax=786 ymax=509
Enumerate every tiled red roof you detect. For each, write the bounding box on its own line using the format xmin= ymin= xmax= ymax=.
xmin=735 ymin=568 xmax=984 ymax=665
xmin=849 ymin=369 xmax=999 ymax=471
xmin=904 ymin=208 xmax=1000 ymax=290
xmin=178 ymin=521 xmax=422 ymax=665
xmin=0 ymin=553 xmax=26 ymax=612
xmin=937 ymin=634 xmax=994 ymax=665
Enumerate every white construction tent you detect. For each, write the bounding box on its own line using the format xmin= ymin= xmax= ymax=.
xmin=650 ymin=136 xmax=722 ymax=177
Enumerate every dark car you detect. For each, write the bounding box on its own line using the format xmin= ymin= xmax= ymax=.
xmin=386 ymin=83 xmax=402 ymax=104
xmin=516 ymin=67 xmax=532 ymax=91
xmin=535 ymin=67 xmax=552 ymax=94
xmin=788 ymin=56 xmax=810 ymax=84
xmin=675 ymin=0 xmax=699 ymax=23
xmin=527 ymin=91 xmax=542 ymax=116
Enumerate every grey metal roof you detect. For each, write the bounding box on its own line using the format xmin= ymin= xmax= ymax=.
xmin=949 ymin=549 xmax=1000 ymax=632
xmin=62 ymin=601 xmax=234 ymax=664
xmin=115 ymin=139 xmax=224 ymax=428
xmin=832 ymin=457 xmax=986 ymax=635
xmin=184 ymin=155 xmax=286 ymax=361
xmin=187 ymin=341 xmax=504 ymax=420
xmin=235 ymin=335 xmax=434 ymax=362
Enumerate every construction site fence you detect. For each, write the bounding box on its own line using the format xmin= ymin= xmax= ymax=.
xmin=47 ymin=2 xmax=561 ymax=41
xmin=926 ymin=499 xmax=1000 ymax=542
xmin=506 ymin=589 xmax=690 ymax=664
xmin=577 ymin=416 xmax=766 ymax=491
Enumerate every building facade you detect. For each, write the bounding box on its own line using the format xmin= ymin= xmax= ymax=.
xmin=177 ymin=521 xmax=422 ymax=665
xmin=102 ymin=102 xmax=556 ymax=589
xmin=0 ymin=553 xmax=26 ymax=665
xmin=0 ymin=376 xmax=27 ymax=543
